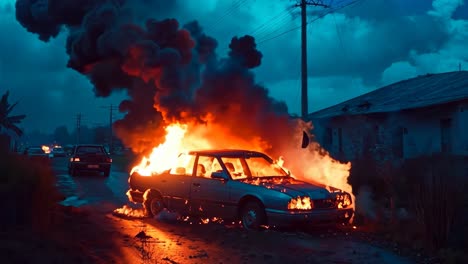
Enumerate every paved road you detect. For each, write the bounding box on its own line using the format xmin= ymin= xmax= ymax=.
xmin=52 ymin=157 xmax=129 ymax=207
xmin=51 ymin=157 xmax=414 ymax=264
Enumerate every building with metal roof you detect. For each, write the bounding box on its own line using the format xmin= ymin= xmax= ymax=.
xmin=308 ymin=71 xmax=468 ymax=161
xmin=309 ymin=71 xmax=468 ymax=119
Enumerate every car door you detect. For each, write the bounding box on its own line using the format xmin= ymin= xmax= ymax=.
xmin=162 ymin=153 xmax=195 ymax=215
xmin=189 ymin=155 xmax=233 ymax=219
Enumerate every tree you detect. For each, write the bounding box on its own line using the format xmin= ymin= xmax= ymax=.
xmin=92 ymin=126 xmax=108 ymax=144
xmin=52 ymin=125 xmax=72 ymax=145
xmin=0 ymin=91 xmax=26 ymax=136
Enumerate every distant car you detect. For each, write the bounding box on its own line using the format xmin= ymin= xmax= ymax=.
xmin=24 ymin=147 xmax=49 ymax=161
xmin=50 ymin=146 xmax=67 ymax=157
xmin=68 ymin=144 xmax=112 ymax=176
xmin=128 ymin=149 xmax=353 ymax=230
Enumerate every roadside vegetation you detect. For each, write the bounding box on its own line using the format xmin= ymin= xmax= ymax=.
xmin=1 ymin=152 xmax=57 ymax=229
xmin=349 ymin=153 xmax=468 ymax=263
xmin=0 ymin=90 xmax=109 ymax=263
xmin=0 ymin=151 xmax=129 ymax=263
xmin=111 ymin=151 xmax=136 ymax=173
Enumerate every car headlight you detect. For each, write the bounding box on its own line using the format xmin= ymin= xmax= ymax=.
xmin=288 ymin=196 xmax=314 ymax=210
xmin=337 ymin=192 xmax=352 ymax=208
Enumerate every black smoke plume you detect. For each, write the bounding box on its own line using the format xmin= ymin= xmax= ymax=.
xmin=15 ymin=0 xmax=301 ymax=156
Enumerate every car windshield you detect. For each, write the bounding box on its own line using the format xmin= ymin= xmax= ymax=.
xmin=221 ymin=155 xmax=288 ymax=180
xmin=76 ymin=146 xmax=104 ymax=154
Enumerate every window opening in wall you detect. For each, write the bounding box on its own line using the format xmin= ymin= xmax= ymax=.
xmin=374 ymin=125 xmax=383 ymax=144
xmin=440 ymin=118 xmax=452 ymax=153
xmin=392 ymin=126 xmax=404 ymax=158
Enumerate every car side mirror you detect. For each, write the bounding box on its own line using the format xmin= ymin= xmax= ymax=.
xmin=211 ymin=171 xmax=229 ymax=181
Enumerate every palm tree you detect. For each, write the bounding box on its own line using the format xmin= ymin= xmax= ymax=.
xmin=0 ymin=91 xmax=26 ymax=136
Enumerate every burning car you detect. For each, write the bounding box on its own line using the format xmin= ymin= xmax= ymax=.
xmin=128 ymin=149 xmax=353 ymax=229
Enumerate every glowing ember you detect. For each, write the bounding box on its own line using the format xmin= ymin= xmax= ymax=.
xmin=113 ymin=205 xmax=146 ymax=218
xmin=338 ymin=195 xmax=352 ymax=209
xmin=288 ymin=196 xmax=313 ymax=210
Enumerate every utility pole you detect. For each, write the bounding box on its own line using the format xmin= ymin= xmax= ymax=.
xmin=298 ymin=0 xmax=329 ymax=118
xmin=109 ymin=104 xmax=113 ymax=154
xmin=76 ymin=113 xmax=81 ymax=144
xmin=101 ymin=104 xmax=118 ymax=154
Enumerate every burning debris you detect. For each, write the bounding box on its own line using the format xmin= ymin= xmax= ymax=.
xmin=288 ymin=196 xmax=313 ymax=210
xmin=113 ymin=205 xmax=147 ymax=218
xmin=16 ymin=0 xmax=353 ymax=211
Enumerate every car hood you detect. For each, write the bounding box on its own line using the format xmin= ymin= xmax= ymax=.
xmin=242 ymin=178 xmax=331 ymax=199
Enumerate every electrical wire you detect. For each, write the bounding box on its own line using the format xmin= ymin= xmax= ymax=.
xmin=256 ymin=0 xmax=364 ymax=44
xmin=248 ymin=5 xmax=297 ymax=36
xmin=253 ymin=10 xmax=299 ymax=41
xmin=206 ymin=0 xmax=250 ymax=31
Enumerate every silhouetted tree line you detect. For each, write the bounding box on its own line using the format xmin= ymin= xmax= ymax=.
xmin=21 ymin=125 xmax=123 ymax=149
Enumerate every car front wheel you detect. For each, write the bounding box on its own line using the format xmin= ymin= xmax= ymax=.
xmin=241 ymin=201 xmax=266 ymax=230
xmin=144 ymin=193 xmax=164 ymax=217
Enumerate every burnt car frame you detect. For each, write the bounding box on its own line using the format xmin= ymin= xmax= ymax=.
xmin=128 ymin=149 xmax=353 ymax=229
xmin=68 ymin=144 xmax=112 ymax=177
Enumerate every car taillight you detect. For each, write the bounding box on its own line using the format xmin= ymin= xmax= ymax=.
xmin=70 ymin=157 xmax=80 ymax=162
xmin=108 ymin=158 xmax=112 ymax=163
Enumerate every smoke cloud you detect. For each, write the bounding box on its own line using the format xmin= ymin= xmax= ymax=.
xmin=16 ymin=0 xmax=353 ymax=207
xmin=15 ymin=0 xmax=298 ymax=155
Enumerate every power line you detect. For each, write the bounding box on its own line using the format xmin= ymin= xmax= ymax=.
xmin=256 ymin=0 xmax=364 ymax=45
xmin=333 ymin=14 xmax=348 ymax=67
xmin=249 ymin=5 xmax=297 ymax=37
xmin=206 ymin=0 xmax=250 ymax=31
xmin=252 ymin=7 xmax=299 ymax=41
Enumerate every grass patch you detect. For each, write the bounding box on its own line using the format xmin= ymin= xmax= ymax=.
xmin=350 ymin=154 xmax=468 ymax=262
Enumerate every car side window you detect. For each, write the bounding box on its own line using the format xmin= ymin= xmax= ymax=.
xmin=169 ymin=153 xmax=195 ymax=176
xmin=196 ymin=155 xmax=222 ymax=179
xmin=221 ymin=157 xmax=247 ymax=179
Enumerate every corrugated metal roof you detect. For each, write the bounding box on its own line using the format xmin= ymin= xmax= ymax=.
xmin=308 ymin=71 xmax=468 ymax=119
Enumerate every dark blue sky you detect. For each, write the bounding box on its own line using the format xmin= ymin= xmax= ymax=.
xmin=1 ymin=0 xmax=467 ymax=133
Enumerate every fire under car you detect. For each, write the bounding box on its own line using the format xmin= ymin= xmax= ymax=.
xmin=127 ymin=149 xmax=353 ymax=230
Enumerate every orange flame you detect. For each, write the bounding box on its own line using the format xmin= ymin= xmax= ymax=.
xmin=130 ymin=124 xmax=188 ymax=176
xmin=129 ymin=121 xmax=354 ymax=214
xmin=288 ymin=196 xmax=313 ymax=210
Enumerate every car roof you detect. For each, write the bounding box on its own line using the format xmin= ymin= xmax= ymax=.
xmin=188 ymin=149 xmax=269 ymax=157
